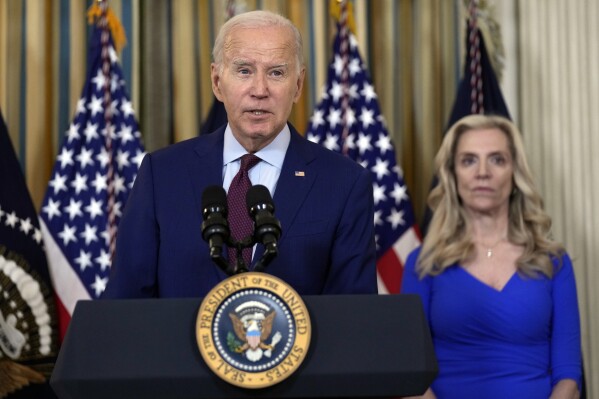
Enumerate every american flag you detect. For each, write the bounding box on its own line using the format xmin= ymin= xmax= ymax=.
xmin=39 ymin=9 xmax=145 ymax=338
xmin=305 ymin=11 xmax=420 ymax=294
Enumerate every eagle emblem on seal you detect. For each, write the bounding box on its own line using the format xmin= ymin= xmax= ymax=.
xmin=227 ymin=301 xmax=282 ymax=362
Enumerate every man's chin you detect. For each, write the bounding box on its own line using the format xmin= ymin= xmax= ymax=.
xmin=242 ymin=122 xmax=278 ymax=138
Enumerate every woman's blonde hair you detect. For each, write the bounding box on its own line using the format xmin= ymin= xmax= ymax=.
xmin=417 ymin=114 xmax=564 ymax=278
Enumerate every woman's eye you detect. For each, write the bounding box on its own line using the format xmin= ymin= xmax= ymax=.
xmin=460 ymin=157 xmax=475 ymax=166
xmin=491 ymin=155 xmax=506 ymax=165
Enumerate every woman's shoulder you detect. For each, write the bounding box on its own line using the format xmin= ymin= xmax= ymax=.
xmin=404 ymin=246 xmax=423 ymax=273
xmin=407 ymin=246 xmax=423 ymax=262
xmin=551 ymin=251 xmax=575 ymax=278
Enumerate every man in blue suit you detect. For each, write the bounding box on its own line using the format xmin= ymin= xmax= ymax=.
xmin=102 ymin=10 xmax=376 ymax=299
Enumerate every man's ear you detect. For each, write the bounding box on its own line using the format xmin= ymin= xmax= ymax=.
xmin=293 ymin=67 xmax=306 ymax=103
xmin=211 ymin=63 xmax=223 ymax=101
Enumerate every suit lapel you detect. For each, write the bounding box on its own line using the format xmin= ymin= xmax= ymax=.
xmin=272 ymin=127 xmax=317 ymax=247
xmin=189 ymin=126 xmax=226 ymax=215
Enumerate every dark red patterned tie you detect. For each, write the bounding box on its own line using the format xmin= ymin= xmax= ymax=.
xmin=227 ymin=154 xmax=261 ymax=268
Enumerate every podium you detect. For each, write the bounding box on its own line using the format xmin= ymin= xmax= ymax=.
xmin=51 ymin=295 xmax=437 ymax=398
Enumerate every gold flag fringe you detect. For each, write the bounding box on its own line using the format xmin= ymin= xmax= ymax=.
xmin=87 ymin=2 xmax=127 ymax=53
xmin=329 ymin=0 xmax=357 ymax=36
xmin=463 ymin=0 xmax=505 ymax=82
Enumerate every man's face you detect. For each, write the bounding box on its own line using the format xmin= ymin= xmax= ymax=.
xmin=211 ymin=25 xmax=305 ymax=152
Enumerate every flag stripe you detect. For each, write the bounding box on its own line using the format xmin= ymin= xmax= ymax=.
xmin=41 ymin=219 xmax=91 ymax=314
xmin=376 ymin=250 xmax=402 ymax=294
xmin=393 ymin=225 xmax=421 ymax=264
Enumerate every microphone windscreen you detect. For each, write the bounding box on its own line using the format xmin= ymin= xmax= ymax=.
xmin=202 ymin=185 xmax=227 ymax=209
xmin=246 ymin=184 xmax=273 ymax=209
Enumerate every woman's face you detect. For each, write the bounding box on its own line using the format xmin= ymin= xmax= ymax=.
xmin=454 ymin=127 xmax=514 ymax=216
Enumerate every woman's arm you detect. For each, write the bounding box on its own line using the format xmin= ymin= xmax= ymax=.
xmin=550 ymin=254 xmax=582 ymax=394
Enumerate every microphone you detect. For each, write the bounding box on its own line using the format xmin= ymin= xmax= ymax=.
xmin=246 ymin=185 xmax=281 ymax=270
xmin=201 ymin=185 xmax=230 ymax=271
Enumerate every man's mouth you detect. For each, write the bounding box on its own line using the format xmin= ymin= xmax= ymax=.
xmin=251 ymin=111 xmax=265 ymax=115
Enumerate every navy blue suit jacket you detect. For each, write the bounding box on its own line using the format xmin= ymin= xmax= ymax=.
xmin=102 ymin=124 xmax=377 ymax=298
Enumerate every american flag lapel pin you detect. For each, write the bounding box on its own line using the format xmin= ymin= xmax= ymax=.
xmin=295 ymin=171 xmax=305 ymax=177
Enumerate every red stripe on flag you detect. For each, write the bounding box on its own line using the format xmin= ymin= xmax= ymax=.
xmin=54 ymin=295 xmax=72 ymax=342
xmin=377 ymin=248 xmax=404 ymax=294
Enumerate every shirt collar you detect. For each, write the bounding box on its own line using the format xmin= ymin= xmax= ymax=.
xmin=223 ymin=124 xmax=290 ymax=169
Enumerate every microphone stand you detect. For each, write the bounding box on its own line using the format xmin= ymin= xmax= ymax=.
xmin=209 ymin=234 xmax=279 ymax=276
xmin=252 ymin=242 xmax=278 ymax=272
xmin=228 ymin=236 xmax=254 ymax=275
xmin=201 ymin=185 xmax=279 ymax=276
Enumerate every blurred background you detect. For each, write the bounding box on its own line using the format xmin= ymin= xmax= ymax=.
xmin=0 ymin=0 xmax=597 ymax=396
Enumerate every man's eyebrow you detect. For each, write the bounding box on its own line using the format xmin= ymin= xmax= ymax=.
xmin=269 ymin=63 xmax=289 ymax=69
xmin=231 ymin=60 xmax=289 ymax=69
xmin=232 ymin=59 xmax=252 ymax=66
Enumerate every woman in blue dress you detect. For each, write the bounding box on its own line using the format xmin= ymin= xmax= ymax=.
xmin=402 ymin=115 xmax=581 ymax=399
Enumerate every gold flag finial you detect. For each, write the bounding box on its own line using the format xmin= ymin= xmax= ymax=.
xmin=87 ymin=0 xmax=128 ymax=53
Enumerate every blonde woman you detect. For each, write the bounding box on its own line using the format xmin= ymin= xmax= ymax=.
xmin=402 ymin=115 xmax=581 ymax=399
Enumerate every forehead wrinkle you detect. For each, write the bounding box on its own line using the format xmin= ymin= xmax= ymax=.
xmin=223 ymin=31 xmax=296 ymax=62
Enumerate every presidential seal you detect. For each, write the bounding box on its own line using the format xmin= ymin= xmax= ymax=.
xmin=196 ymin=272 xmax=311 ymax=389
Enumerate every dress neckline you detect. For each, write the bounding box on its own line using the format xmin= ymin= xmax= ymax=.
xmin=458 ymin=266 xmax=518 ymax=293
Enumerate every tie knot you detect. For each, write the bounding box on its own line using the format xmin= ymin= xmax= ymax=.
xmin=240 ymin=154 xmax=261 ymax=172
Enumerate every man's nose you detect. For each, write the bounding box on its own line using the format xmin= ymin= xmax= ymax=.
xmin=251 ymin=73 xmax=268 ymax=98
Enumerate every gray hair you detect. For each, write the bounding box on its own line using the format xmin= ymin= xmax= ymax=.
xmin=212 ymin=10 xmax=304 ymax=73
